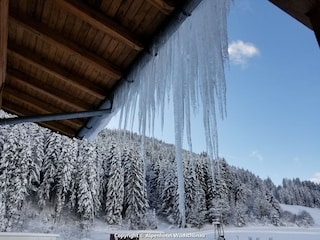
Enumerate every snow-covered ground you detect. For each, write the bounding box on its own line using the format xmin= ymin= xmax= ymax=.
xmin=280 ymin=204 xmax=320 ymax=227
xmin=84 ymin=204 xmax=320 ymax=240
xmin=222 ymin=226 xmax=320 ymax=240
xmin=13 ymin=204 xmax=320 ymax=239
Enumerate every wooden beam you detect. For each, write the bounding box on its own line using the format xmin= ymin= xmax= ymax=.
xmin=3 ymin=86 xmax=84 ymax=129
xmin=56 ymin=0 xmax=144 ymax=51
xmin=147 ymin=0 xmax=175 ymax=15
xmin=9 ymin=12 xmax=122 ymax=79
xmin=2 ymin=100 xmax=77 ymax=137
xmin=0 ymin=0 xmax=8 ymax=107
xmin=8 ymin=43 xmax=107 ymax=100
xmin=6 ymin=68 xmax=91 ymax=111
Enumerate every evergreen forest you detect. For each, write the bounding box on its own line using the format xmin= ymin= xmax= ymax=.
xmin=0 ymin=111 xmax=319 ymax=232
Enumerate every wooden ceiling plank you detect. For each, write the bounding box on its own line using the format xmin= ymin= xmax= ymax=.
xmin=4 ymin=86 xmax=84 ymax=128
xmin=146 ymin=0 xmax=175 ymax=15
xmin=114 ymin=0 xmax=133 ymax=22
xmin=2 ymin=100 xmax=77 ymax=137
xmin=6 ymin=68 xmax=90 ymax=111
xmin=105 ymin=0 xmax=121 ymax=18
xmin=99 ymin=0 xmax=112 ymax=15
xmin=121 ymin=0 xmax=144 ymax=29
xmin=8 ymin=43 xmax=107 ymax=99
xmin=0 ymin=0 xmax=8 ymax=107
xmin=9 ymin=12 xmax=122 ymax=79
xmin=56 ymin=0 xmax=144 ymax=51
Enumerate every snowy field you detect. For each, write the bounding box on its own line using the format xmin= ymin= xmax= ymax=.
xmin=88 ymin=225 xmax=320 ymax=240
xmin=11 ymin=204 xmax=320 ymax=240
xmin=81 ymin=204 xmax=320 ymax=240
xmin=220 ymin=226 xmax=320 ymax=240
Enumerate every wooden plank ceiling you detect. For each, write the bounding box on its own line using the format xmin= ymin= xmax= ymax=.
xmin=0 ymin=0 xmax=183 ymax=137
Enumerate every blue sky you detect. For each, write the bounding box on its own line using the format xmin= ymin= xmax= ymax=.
xmin=107 ymin=0 xmax=320 ymax=186
xmin=219 ymin=0 xmax=320 ymax=185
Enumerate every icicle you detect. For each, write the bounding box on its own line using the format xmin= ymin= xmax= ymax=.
xmin=96 ymin=0 xmax=230 ymax=227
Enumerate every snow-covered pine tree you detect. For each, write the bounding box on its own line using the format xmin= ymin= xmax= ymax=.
xmin=184 ymin=153 xmax=196 ymax=223
xmin=228 ymin=169 xmax=249 ymax=226
xmin=0 ymin=193 xmax=5 ymax=231
xmin=96 ymin=142 xmax=109 ymax=197
xmin=54 ymin=135 xmax=77 ymax=220
xmin=156 ymin=146 xmax=176 ymax=212
xmin=0 ymin=125 xmax=9 ymax=231
xmin=147 ymin=152 xmax=162 ymax=210
xmin=247 ymin=177 xmax=274 ymax=222
xmin=209 ymin=159 xmax=232 ymax=223
xmin=262 ymin=179 xmax=281 ymax=225
xmin=0 ymin=125 xmax=9 ymax=152
xmin=160 ymin=164 xmax=179 ymax=224
xmin=95 ymin=132 xmax=115 ymax=206
xmin=76 ymin=140 xmax=101 ymax=226
xmin=104 ymin=144 xmax=124 ymax=225
xmin=38 ymin=132 xmax=63 ymax=208
xmin=0 ymin=142 xmax=10 ymax=230
xmin=122 ymin=144 xmax=149 ymax=229
xmin=195 ymin=152 xmax=214 ymax=223
xmin=275 ymin=178 xmax=320 ymax=208
xmin=0 ymin=126 xmax=30 ymax=231
xmin=21 ymin=124 xmax=47 ymax=200
xmin=184 ymin=153 xmax=206 ymax=227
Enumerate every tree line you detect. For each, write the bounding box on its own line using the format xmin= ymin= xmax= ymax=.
xmin=0 ymin=112 xmax=319 ymax=232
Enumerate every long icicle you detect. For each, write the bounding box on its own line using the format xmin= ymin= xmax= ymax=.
xmin=98 ymin=0 xmax=230 ymax=226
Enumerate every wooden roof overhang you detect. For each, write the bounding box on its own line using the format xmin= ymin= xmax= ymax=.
xmin=0 ymin=0 xmax=200 ymax=137
xmin=270 ymin=0 xmax=320 ymax=46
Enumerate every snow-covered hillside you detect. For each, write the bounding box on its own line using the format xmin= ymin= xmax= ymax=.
xmin=1 ymin=115 xmax=320 ymax=239
xmin=220 ymin=204 xmax=320 ymax=240
xmin=280 ymin=204 xmax=320 ymax=227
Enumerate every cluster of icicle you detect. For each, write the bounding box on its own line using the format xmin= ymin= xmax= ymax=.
xmin=94 ymin=0 xmax=230 ymax=227
xmin=115 ymin=0 xmax=229 ymax=157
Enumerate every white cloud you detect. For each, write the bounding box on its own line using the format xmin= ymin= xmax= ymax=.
xmin=228 ymin=40 xmax=260 ymax=66
xmin=250 ymin=150 xmax=263 ymax=161
xmin=310 ymin=172 xmax=320 ymax=183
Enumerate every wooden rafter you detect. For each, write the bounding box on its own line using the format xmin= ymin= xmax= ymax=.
xmin=8 ymin=43 xmax=107 ymax=100
xmin=7 ymin=68 xmax=90 ymax=111
xmin=147 ymin=0 xmax=175 ymax=15
xmin=0 ymin=0 xmax=8 ymax=107
xmin=3 ymin=86 xmax=84 ymax=129
xmin=9 ymin=12 xmax=122 ymax=80
xmin=0 ymin=0 xmax=185 ymax=137
xmin=56 ymin=0 xmax=144 ymax=51
xmin=2 ymin=100 xmax=76 ymax=136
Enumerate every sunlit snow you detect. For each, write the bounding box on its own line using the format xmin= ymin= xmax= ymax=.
xmin=18 ymin=204 xmax=319 ymax=240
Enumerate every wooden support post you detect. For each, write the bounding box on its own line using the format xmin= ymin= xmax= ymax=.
xmin=0 ymin=0 xmax=8 ymax=107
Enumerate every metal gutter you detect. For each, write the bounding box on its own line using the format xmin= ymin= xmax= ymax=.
xmin=0 ymin=108 xmax=111 ymax=126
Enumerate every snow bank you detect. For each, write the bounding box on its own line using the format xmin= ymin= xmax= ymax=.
xmin=280 ymin=204 xmax=320 ymax=227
